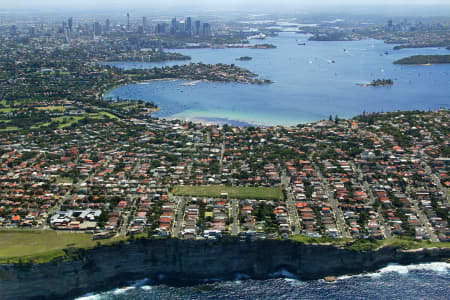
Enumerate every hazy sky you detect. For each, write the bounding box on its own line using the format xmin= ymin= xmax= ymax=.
xmin=2 ymin=0 xmax=450 ymax=10
xmin=1 ymin=0 xmax=450 ymax=17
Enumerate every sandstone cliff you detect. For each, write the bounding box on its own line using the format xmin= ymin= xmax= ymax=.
xmin=0 ymin=239 xmax=448 ymax=300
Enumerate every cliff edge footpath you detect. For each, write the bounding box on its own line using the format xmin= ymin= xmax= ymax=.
xmin=0 ymin=239 xmax=449 ymax=300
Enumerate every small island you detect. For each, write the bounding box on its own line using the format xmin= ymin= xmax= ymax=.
xmin=359 ymin=79 xmax=394 ymax=87
xmin=252 ymin=43 xmax=277 ymax=49
xmin=393 ymin=55 xmax=450 ymax=65
xmin=236 ymin=56 xmax=253 ymax=61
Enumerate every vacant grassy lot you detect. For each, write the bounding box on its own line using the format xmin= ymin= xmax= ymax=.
xmin=379 ymin=237 xmax=450 ymax=250
xmin=56 ymin=176 xmax=74 ymax=184
xmin=0 ymin=230 xmax=126 ymax=264
xmin=35 ymin=106 xmax=66 ymax=111
xmin=0 ymin=108 xmax=18 ymax=113
xmin=95 ymin=111 xmax=120 ymax=120
xmin=290 ymin=234 xmax=353 ymax=245
xmin=172 ymin=185 xmax=284 ymax=200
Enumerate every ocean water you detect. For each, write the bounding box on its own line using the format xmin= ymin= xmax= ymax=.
xmin=106 ymin=32 xmax=450 ymax=126
xmin=77 ymin=262 xmax=450 ymax=299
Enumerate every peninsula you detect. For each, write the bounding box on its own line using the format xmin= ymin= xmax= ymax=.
xmin=103 ymin=51 xmax=191 ymax=63
xmin=303 ymin=17 xmax=450 ymax=51
xmin=123 ymin=63 xmax=272 ymax=84
xmin=394 ymin=55 xmax=450 ymax=65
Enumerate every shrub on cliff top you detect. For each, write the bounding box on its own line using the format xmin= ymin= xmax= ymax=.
xmin=345 ymin=239 xmax=380 ymax=252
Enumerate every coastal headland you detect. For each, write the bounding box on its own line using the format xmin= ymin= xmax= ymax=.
xmin=394 ymin=55 xmax=450 ymax=65
xmin=120 ymin=63 xmax=272 ymax=85
xmin=0 ymin=238 xmax=448 ymax=300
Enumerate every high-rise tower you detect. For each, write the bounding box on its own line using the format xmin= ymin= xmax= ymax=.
xmin=10 ymin=25 xmax=17 ymax=37
xmin=68 ymin=17 xmax=73 ymax=31
xmin=195 ymin=20 xmax=201 ymax=36
xmin=105 ymin=19 xmax=111 ymax=32
xmin=171 ymin=17 xmax=177 ymax=34
xmin=202 ymin=23 xmax=211 ymax=38
xmin=94 ymin=22 xmax=102 ymax=36
xmin=185 ymin=17 xmax=192 ymax=33
xmin=142 ymin=17 xmax=147 ymax=33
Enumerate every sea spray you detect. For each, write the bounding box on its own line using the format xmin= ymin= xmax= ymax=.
xmin=335 ymin=262 xmax=450 ymax=280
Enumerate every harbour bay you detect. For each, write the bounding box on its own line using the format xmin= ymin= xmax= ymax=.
xmin=106 ymin=32 xmax=449 ymax=126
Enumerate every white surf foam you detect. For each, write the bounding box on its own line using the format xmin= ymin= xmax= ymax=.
xmin=113 ymin=286 xmax=135 ymax=295
xmin=75 ymin=293 xmax=101 ymax=300
xmin=378 ymin=262 xmax=449 ymax=275
xmin=336 ymin=262 xmax=449 ymax=281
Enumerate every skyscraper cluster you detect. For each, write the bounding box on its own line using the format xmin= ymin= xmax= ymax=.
xmin=157 ymin=16 xmax=211 ymax=37
xmin=39 ymin=14 xmax=213 ymax=43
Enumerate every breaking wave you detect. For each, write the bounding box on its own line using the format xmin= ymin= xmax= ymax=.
xmin=336 ymin=262 xmax=449 ymax=280
xmin=76 ymin=278 xmax=150 ymax=299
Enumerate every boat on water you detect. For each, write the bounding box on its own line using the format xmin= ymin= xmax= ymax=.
xmin=297 ymin=43 xmax=306 ymax=46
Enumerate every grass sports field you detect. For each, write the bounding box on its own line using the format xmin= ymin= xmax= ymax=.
xmin=172 ymin=185 xmax=284 ymax=201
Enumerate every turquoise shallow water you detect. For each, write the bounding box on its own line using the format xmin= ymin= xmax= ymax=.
xmin=106 ymin=32 xmax=449 ymax=125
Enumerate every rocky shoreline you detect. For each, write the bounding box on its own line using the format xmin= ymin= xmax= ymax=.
xmin=0 ymin=239 xmax=449 ymax=300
